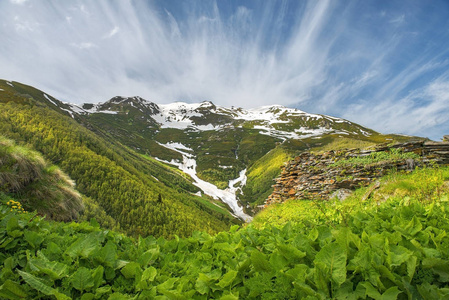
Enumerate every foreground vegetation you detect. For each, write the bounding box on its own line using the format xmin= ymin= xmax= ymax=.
xmin=1 ymin=166 xmax=448 ymax=299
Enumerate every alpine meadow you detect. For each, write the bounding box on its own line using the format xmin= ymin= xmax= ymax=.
xmin=2 ymin=0 xmax=449 ymax=299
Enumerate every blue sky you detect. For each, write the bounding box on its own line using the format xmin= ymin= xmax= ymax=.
xmin=1 ymin=0 xmax=449 ymax=140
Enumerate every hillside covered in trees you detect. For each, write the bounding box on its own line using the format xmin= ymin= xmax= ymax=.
xmin=0 ymin=80 xmax=238 ymax=238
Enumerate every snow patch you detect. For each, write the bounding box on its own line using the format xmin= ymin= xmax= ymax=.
xmin=219 ymin=165 xmax=233 ymax=169
xmin=43 ymin=94 xmax=58 ymax=106
xmin=156 ymin=142 xmax=252 ymax=222
xmin=6 ymin=82 xmax=13 ymax=87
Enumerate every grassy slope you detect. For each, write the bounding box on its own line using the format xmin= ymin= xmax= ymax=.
xmin=0 ymin=80 xmax=237 ymax=238
xmin=0 ymin=136 xmax=83 ymax=221
xmin=253 ymin=165 xmax=449 ymax=228
xmin=242 ymin=134 xmax=422 ymax=208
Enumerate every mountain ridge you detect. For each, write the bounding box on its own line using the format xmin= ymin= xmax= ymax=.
xmin=67 ymin=96 xmax=376 ymax=140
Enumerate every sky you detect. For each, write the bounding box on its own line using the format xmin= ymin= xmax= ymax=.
xmin=1 ymin=0 xmax=449 ymax=140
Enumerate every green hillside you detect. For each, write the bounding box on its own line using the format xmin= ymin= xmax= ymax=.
xmin=0 ymin=80 xmax=237 ymax=238
xmin=1 ymin=165 xmax=448 ymax=299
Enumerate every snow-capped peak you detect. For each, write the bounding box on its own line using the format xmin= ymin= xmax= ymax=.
xmin=65 ymin=98 xmax=372 ymax=139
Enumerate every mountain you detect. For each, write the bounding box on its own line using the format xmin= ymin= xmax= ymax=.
xmin=0 ymin=79 xmax=418 ymax=233
xmin=0 ymin=80 xmax=238 ymax=238
xmin=65 ymin=95 xmax=417 ymax=211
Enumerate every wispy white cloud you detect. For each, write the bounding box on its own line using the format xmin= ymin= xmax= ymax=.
xmin=0 ymin=0 xmax=448 ymax=139
xmin=104 ymin=26 xmax=119 ymax=39
xmin=9 ymin=0 xmax=28 ymax=5
xmin=71 ymin=42 xmax=97 ymax=50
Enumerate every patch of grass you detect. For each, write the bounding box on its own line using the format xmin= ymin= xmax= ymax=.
xmin=241 ymin=146 xmax=295 ymax=207
xmin=330 ymin=148 xmax=420 ymax=167
xmin=253 ymin=165 xmax=449 ymax=228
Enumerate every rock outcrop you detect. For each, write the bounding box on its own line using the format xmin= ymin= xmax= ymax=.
xmin=267 ymin=140 xmax=449 ymax=205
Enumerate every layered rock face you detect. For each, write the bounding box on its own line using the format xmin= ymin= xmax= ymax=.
xmin=267 ymin=140 xmax=449 ymax=204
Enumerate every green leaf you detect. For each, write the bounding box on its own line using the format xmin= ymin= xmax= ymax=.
xmin=362 ymin=282 xmax=382 ymax=300
xmin=314 ymin=243 xmax=347 ymax=286
xmin=381 ymin=286 xmax=402 ymax=300
xmin=28 ymin=257 xmax=69 ymax=280
xmin=251 ymin=250 xmax=272 ymax=273
xmin=24 ymin=231 xmax=44 ymax=249
xmin=65 ymin=232 xmax=102 ymax=259
xmin=92 ymin=265 xmax=104 ymax=289
xmin=195 ymin=273 xmax=212 ymax=295
xmin=362 ymin=283 xmax=402 ymax=300
xmin=406 ymin=256 xmax=417 ymax=283
xmin=422 ymin=258 xmax=449 ymax=282
xmin=18 ymin=270 xmax=55 ymax=296
xmin=217 ymin=270 xmax=238 ymax=288
xmin=70 ymin=267 xmax=94 ymax=292
xmin=157 ymin=278 xmax=177 ymax=293
xmin=120 ymin=262 xmax=141 ymax=279
xmin=277 ymin=243 xmax=306 ymax=263
xmin=220 ymin=292 xmax=239 ymax=300
xmin=6 ymin=216 xmax=19 ymax=232
xmin=387 ymin=245 xmax=412 ymax=267
xmin=0 ymin=280 xmax=28 ymax=299
xmin=80 ymin=293 xmax=95 ymax=300
xmin=97 ymin=241 xmax=117 ymax=268
xmin=141 ymin=267 xmax=157 ymax=283
xmin=397 ymin=216 xmax=422 ymax=237
xmin=95 ymin=285 xmax=112 ymax=298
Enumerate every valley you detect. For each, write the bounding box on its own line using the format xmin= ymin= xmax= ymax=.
xmin=1 ymin=79 xmax=449 ymax=298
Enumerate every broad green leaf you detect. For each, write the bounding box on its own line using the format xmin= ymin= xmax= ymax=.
xmin=417 ymin=282 xmax=441 ymax=300
xmin=286 ymin=264 xmax=309 ymax=284
xmin=251 ymin=250 xmax=272 ymax=273
xmin=120 ymin=262 xmax=141 ymax=279
xmin=269 ymin=251 xmax=288 ymax=271
xmin=422 ymin=258 xmax=449 ymax=282
xmin=157 ymin=278 xmax=177 ymax=293
xmin=97 ymin=241 xmax=117 ymax=268
xmin=0 ymin=280 xmax=28 ymax=299
xmin=362 ymin=282 xmax=381 ymax=300
xmin=70 ymin=267 xmax=94 ymax=292
xmin=217 ymin=270 xmax=238 ymax=288
xmin=363 ymin=282 xmax=402 ymax=300
xmin=314 ymin=243 xmax=347 ymax=286
xmin=195 ymin=273 xmax=212 ymax=295
xmin=141 ymin=267 xmax=157 ymax=282
xmin=80 ymin=293 xmax=95 ymax=300
xmin=65 ymin=233 xmax=101 ymax=259
xmin=95 ymin=285 xmax=112 ymax=298
xmin=381 ymin=286 xmax=402 ymax=300
xmin=406 ymin=256 xmax=417 ymax=283
xmin=277 ymin=243 xmax=306 ymax=262
xmin=387 ymin=245 xmax=412 ymax=267
xmin=18 ymin=270 xmax=55 ymax=296
xmin=6 ymin=216 xmax=19 ymax=232
xmin=28 ymin=257 xmax=69 ymax=280
xmin=24 ymin=231 xmax=44 ymax=249
xmin=92 ymin=265 xmax=104 ymax=289
xmin=404 ymin=216 xmax=422 ymax=236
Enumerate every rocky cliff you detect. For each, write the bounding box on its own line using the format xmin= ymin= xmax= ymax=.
xmin=267 ymin=140 xmax=449 ymax=204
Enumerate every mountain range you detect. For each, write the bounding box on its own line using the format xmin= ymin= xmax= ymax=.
xmin=0 ymin=79 xmax=417 ymax=236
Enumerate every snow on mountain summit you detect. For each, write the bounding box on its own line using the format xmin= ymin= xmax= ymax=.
xmin=67 ymin=97 xmax=373 ymax=139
